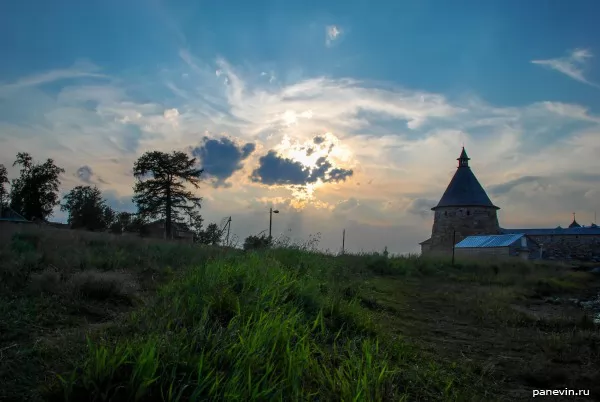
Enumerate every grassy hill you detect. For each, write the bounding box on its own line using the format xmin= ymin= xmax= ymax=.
xmin=1 ymin=224 xmax=599 ymax=401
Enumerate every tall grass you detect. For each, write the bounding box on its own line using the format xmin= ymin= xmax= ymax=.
xmin=54 ymin=252 xmax=473 ymax=401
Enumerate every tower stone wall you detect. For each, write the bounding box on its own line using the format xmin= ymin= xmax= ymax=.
xmin=429 ymin=206 xmax=500 ymax=255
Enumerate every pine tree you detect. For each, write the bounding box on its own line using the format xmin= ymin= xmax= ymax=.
xmin=132 ymin=151 xmax=203 ymax=239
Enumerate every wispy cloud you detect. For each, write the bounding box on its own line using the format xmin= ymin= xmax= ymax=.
xmin=532 ymin=48 xmax=598 ymax=88
xmin=325 ymin=25 xmax=342 ymax=47
xmin=0 ymin=61 xmax=106 ymax=95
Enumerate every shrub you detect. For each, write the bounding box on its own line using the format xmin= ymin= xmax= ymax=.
xmin=243 ymin=234 xmax=272 ymax=251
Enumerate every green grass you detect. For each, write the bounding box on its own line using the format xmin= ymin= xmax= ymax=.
xmin=53 ymin=253 xmax=473 ymax=401
xmin=1 ymin=224 xmax=599 ymax=401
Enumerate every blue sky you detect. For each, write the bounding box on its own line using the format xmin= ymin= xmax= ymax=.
xmin=1 ymin=0 xmax=600 ymax=253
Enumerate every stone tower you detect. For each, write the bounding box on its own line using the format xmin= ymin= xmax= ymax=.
xmin=421 ymin=148 xmax=500 ymax=255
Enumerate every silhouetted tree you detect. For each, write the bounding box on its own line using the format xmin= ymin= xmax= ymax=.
xmin=197 ymin=223 xmax=223 ymax=245
xmin=186 ymin=209 xmax=205 ymax=242
xmin=10 ymin=153 xmax=64 ymax=221
xmin=132 ymin=151 xmax=203 ymax=239
xmin=61 ymin=185 xmax=113 ymax=231
xmin=0 ymin=164 xmax=8 ymax=208
xmin=243 ymin=234 xmax=272 ymax=251
xmin=128 ymin=214 xmax=150 ymax=236
xmin=109 ymin=211 xmax=133 ymax=234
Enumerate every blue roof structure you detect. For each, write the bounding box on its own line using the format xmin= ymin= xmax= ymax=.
xmin=501 ymin=226 xmax=600 ymax=236
xmin=432 ymin=148 xmax=499 ymax=210
xmin=455 ymin=234 xmax=527 ymax=248
xmin=0 ymin=206 xmax=29 ymax=222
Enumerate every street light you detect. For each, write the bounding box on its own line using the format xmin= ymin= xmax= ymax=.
xmin=269 ymin=207 xmax=279 ymax=240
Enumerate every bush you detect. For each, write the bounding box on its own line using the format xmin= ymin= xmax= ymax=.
xmin=243 ymin=234 xmax=272 ymax=251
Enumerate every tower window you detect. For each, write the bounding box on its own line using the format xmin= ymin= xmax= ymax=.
xmin=444 ymin=211 xmax=447 ymax=216
xmin=467 ymin=210 xmax=471 ymax=216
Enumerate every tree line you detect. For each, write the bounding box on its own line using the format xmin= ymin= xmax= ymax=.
xmin=0 ymin=151 xmax=224 ymax=245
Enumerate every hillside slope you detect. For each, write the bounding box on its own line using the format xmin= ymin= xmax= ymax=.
xmin=1 ymin=224 xmax=599 ymax=401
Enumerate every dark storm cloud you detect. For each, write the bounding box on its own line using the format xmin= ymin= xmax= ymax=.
xmin=309 ymin=157 xmax=332 ymax=182
xmin=250 ymin=151 xmax=354 ymax=186
xmin=250 ymin=151 xmax=311 ymax=185
xmin=313 ymin=135 xmax=325 ymax=144
xmin=327 ymin=167 xmax=354 ymax=182
xmin=191 ymin=136 xmax=256 ymax=187
xmin=76 ymin=165 xmax=93 ymax=183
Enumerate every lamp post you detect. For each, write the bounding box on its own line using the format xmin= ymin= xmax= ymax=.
xmin=269 ymin=207 xmax=279 ymax=240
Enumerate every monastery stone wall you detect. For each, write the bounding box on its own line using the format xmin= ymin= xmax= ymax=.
xmin=529 ymin=234 xmax=600 ymax=262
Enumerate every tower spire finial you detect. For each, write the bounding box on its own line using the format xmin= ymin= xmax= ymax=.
xmin=569 ymin=212 xmax=581 ymax=228
xmin=457 ymin=147 xmax=470 ymax=167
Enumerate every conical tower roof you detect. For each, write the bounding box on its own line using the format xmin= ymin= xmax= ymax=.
xmin=568 ymin=213 xmax=581 ymax=228
xmin=432 ymin=148 xmax=499 ymax=210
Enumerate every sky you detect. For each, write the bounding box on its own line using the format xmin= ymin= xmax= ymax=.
xmin=1 ymin=0 xmax=600 ymax=254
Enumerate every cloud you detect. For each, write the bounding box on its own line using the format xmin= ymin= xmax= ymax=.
xmin=250 ymin=151 xmax=312 ymax=185
xmin=190 ymin=136 xmax=256 ymax=187
xmin=532 ymin=48 xmax=598 ymax=88
xmin=103 ymin=190 xmax=137 ymax=214
xmin=405 ymin=198 xmax=438 ymax=218
xmin=250 ymin=149 xmax=353 ymax=186
xmin=326 ymin=25 xmax=342 ymax=47
xmin=76 ymin=165 xmax=94 ymax=183
xmin=333 ymin=198 xmax=360 ymax=214
xmin=488 ymin=176 xmax=544 ymax=196
xmin=163 ymin=108 xmax=180 ymax=122
xmin=2 ymin=52 xmax=600 ymax=253
xmin=0 ymin=61 xmax=106 ymax=95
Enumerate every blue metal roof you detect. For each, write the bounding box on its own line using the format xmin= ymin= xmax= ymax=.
xmin=455 ymin=234 xmax=526 ymax=248
xmin=0 ymin=207 xmax=29 ymax=222
xmin=432 ymin=148 xmax=498 ymax=210
xmin=501 ymin=226 xmax=600 ymax=236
